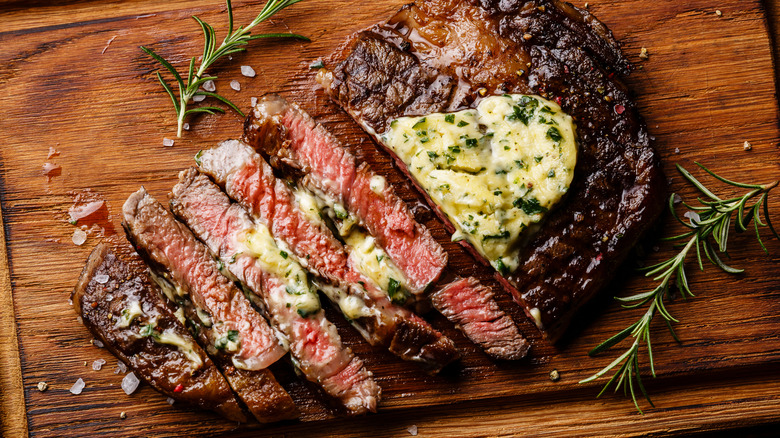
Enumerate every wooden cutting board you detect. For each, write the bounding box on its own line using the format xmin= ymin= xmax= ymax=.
xmin=1 ymin=0 xmax=779 ymax=436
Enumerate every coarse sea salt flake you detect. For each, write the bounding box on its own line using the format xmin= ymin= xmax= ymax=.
xmin=92 ymin=359 xmax=106 ymax=371
xmin=70 ymin=378 xmax=85 ymax=395
xmin=95 ymin=274 xmax=109 ymax=284
xmin=122 ymin=372 xmax=140 ymax=395
xmin=203 ymin=80 xmax=216 ymax=92
xmin=167 ymin=397 xmax=176 ymax=405
xmin=163 ymin=138 xmax=175 ymax=147
xmin=250 ymin=97 xmax=258 ymax=107
xmin=72 ymin=229 xmax=87 ymax=246
xmin=115 ymin=360 xmax=128 ymax=374
xmin=93 ymin=338 xmax=104 ymax=348
xmin=241 ymin=65 xmax=256 ymax=77
xmin=230 ymin=80 xmax=241 ymax=91
xmin=183 ymin=123 xmax=190 ymax=131
xmin=407 ymin=425 xmax=418 ymax=436
xmin=193 ymin=94 xmax=206 ymax=103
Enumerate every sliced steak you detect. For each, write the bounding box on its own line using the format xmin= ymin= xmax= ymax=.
xmin=243 ymin=94 xmax=447 ymax=294
xmin=171 ymin=168 xmax=380 ymax=414
xmin=72 ymin=243 xmax=246 ymax=422
xmin=319 ymin=0 xmax=666 ymax=342
xmin=197 ymin=140 xmax=459 ymax=373
xmin=431 ymin=277 xmax=529 ymax=360
xmin=122 ymin=188 xmax=298 ymax=422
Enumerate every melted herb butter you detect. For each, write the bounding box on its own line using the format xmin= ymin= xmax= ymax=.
xmin=116 ymin=300 xmax=143 ymax=328
xmin=293 ymin=187 xmax=409 ymax=304
xmin=155 ymin=329 xmax=204 ymax=367
xmin=343 ymin=231 xmax=409 ymax=304
xmin=239 ymin=222 xmax=321 ymax=318
xmin=382 ymin=94 xmax=577 ymax=272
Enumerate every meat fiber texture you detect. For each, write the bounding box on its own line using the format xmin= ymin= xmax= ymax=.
xmin=72 ymin=243 xmax=246 ymax=422
xmin=431 ymin=277 xmax=529 ymax=360
xmin=196 ymin=139 xmax=461 ymax=373
xmin=319 ymin=0 xmax=666 ymax=342
xmin=170 ymin=167 xmax=380 ymax=414
xmin=241 ymin=95 xmax=529 ymax=360
xmin=242 ymin=94 xmax=447 ymax=295
xmin=121 ymin=188 xmax=298 ymax=422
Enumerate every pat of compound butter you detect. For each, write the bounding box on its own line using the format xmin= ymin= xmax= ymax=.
xmin=382 ymin=94 xmax=577 ymax=274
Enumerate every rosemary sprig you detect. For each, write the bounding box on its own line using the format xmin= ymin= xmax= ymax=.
xmin=580 ymin=162 xmax=779 ymax=413
xmin=141 ymin=0 xmax=308 ymax=137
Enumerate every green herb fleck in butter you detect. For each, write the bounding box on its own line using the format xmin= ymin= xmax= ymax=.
xmin=240 ymin=223 xmax=321 ymax=318
xmin=382 ymin=94 xmax=577 ymax=272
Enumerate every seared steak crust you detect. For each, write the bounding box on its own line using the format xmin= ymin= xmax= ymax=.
xmin=72 ymin=243 xmax=246 ymax=422
xmin=321 ymin=0 xmax=666 ymax=342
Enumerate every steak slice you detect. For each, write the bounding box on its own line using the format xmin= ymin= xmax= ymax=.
xmin=171 ymin=168 xmax=380 ymax=414
xmin=319 ymin=0 xmax=666 ymax=342
xmin=197 ymin=140 xmax=460 ymax=373
xmin=431 ymin=277 xmax=529 ymax=360
xmin=122 ymin=188 xmax=298 ymax=422
xmin=72 ymin=243 xmax=246 ymax=422
xmin=243 ymin=94 xmax=447 ymax=294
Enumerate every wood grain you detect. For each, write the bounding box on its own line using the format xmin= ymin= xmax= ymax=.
xmin=1 ymin=0 xmax=779 ymax=436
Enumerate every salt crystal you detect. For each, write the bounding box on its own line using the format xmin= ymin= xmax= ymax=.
xmin=240 ymin=65 xmax=256 ymax=77
xmin=167 ymin=397 xmax=176 ymax=405
xmin=674 ymin=148 xmax=680 ymax=154
xmin=743 ymin=141 xmax=752 ymax=151
xmin=193 ymin=94 xmax=206 ymax=103
xmin=673 ymin=194 xmax=682 ymax=204
xmin=203 ymin=80 xmax=216 ymax=92
xmin=163 ymin=138 xmax=175 ymax=147
xmin=684 ymin=211 xmax=701 ymax=225
xmin=407 ymin=425 xmax=418 ymax=436
xmin=47 ymin=147 xmax=60 ymax=159
xmin=72 ymin=229 xmax=87 ymax=246
xmin=115 ymin=360 xmax=128 ymax=374
xmin=183 ymin=123 xmax=190 ymax=131
xmin=95 ymin=274 xmax=109 ymax=284
xmin=70 ymin=378 xmax=85 ymax=395
xmin=69 ymin=200 xmax=104 ymax=223
xmin=230 ymin=80 xmax=241 ymax=91
xmin=250 ymin=97 xmax=258 ymax=107
xmin=93 ymin=338 xmax=104 ymax=348
xmin=122 ymin=372 xmax=140 ymax=395
xmin=92 ymin=359 xmax=106 ymax=371
xmin=42 ymin=162 xmax=60 ymax=176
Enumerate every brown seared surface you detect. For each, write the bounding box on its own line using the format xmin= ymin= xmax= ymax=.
xmin=72 ymin=243 xmax=246 ymax=422
xmin=321 ymin=0 xmax=666 ymax=342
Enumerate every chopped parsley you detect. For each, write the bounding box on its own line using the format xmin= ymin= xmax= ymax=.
xmin=547 ymin=127 xmax=563 ymax=142
xmin=457 ymin=120 xmax=469 ymax=127
xmin=280 ymin=250 xmax=288 ymax=259
xmin=412 ymin=118 xmax=427 ymax=129
xmin=513 ymin=197 xmax=548 ymax=215
xmin=444 ymin=114 xmax=455 ymax=124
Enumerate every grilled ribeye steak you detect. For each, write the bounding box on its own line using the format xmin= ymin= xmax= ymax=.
xmin=197 ymin=139 xmax=461 ymax=372
xmin=171 ymin=167 xmax=381 ymax=414
xmin=72 ymin=243 xmax=246 ymax=422
xmin=320 ymin=0 xmax=666 ymax=342
xmin=122 ymin=188 xmax=299 ymax=422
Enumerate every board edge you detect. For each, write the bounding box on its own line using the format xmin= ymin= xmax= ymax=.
xmin=0 ymin=186 xmax=29 ymax=437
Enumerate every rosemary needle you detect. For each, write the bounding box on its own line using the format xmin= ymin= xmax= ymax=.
xmin=141 ymin=0 xmax=309 ymax=137
xmin=580 ymin=162 xmax=779 ymax=413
